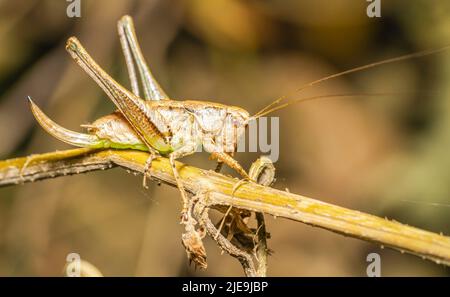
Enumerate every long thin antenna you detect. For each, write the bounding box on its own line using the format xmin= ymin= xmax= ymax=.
xmin=253 ymin=45 xmax=450 ymax=118
xmin=251 ymin=92 xmax=420 ymax=119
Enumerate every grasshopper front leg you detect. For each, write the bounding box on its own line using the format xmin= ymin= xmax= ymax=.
xmin=203 ymin=136 xmax=250 ymax=180
xmin=209 ymin=151 xmax=254 ymax=200
xmin=210 ymin=151 xmax=250 ymax=180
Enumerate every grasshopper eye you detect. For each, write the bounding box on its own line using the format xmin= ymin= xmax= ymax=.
xmin=233 ymin=112 xmax=248 ymax=127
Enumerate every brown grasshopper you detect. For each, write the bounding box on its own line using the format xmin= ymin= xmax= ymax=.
xmin=29 ymin=16 xmax=252 ymax=225
xmin=28 ymin=15 xmax=449 ymax=238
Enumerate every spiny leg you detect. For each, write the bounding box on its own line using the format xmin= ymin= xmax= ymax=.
xmin=118 ymin=16 xmax=170 ymax=190
xmin=210 ymin=151 xmax=250 ymax=180
xmin=117 ymin=15 xmax=168 ymax=101
xmin=66 ymin=37 xmax=174 ymax=153
xmin=118 ymin=17 xmax=140 ymax=97
xmin=66 ymin=37 xmax=149 ymax=135
xmin=210 ymin=151 xmax=254 ymax=203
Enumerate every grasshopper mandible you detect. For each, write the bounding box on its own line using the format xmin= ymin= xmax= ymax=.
xmin=28 ymin=15 xmax=450 ymax=226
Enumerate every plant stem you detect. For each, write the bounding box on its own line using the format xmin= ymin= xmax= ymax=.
xmin=1 ymin=148 xmax=450 ymax=266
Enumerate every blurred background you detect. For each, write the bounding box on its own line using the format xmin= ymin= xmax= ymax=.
xmin=0 ymin=0 xmax=449 ymax=276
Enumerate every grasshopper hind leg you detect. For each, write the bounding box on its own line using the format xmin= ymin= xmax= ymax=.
xmin=117 ymin=15 xmax=168 ymax=101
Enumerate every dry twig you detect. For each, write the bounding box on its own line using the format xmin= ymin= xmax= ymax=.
xmin=1 ymin=148 xmax=450 ymax=271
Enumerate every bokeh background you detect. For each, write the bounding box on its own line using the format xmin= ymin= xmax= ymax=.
xmin=0 ymin=0 xmax=449 ymax=276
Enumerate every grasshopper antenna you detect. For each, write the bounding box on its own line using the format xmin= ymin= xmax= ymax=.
xmin=253 ymin=45 xmax=450 ymax=119
xmin=249 ymin=92 xmax=413 ymax=120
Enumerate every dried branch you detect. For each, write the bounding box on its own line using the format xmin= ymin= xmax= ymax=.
xmin=192 ymin=196 xmax=257 ymax=277
xmin=1 ymin=148 xmax=450 ymax=268
xmin=255 ymin=212 xmax=269 ymax=276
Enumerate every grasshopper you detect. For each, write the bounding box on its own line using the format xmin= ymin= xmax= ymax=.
xmin=29 ymin=16 xmax=252 ymax=225
xmin=28 ymin=15 xmax=449 ymax=227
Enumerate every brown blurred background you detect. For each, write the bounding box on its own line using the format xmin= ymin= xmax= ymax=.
xmin=0 ymin=0 xmax=449 ymax=276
